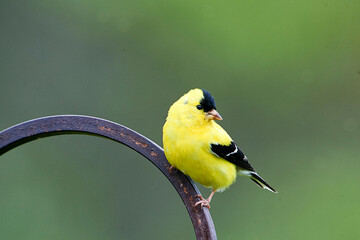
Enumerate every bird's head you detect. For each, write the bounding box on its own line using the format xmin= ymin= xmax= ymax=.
xmin=168 ymin=89 xmax=222 ymax=126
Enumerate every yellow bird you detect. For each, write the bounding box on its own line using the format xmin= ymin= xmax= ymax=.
xmin=163 ymin=89 xmax=277 ymax=209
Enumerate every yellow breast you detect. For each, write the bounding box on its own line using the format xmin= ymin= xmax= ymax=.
xmin=163 ymin=119 xmax=237 ymax=191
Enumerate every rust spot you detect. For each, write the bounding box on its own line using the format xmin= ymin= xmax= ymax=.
xmin=198 ymin=219 xmax=202 ymax=225
xmin=99 ymin=125 xmax=113 ymax=132
xmin=98 ymin=126 xmax=114 ymax=132
xmin=135 ymin=141 xmax=148 ymax=148
xmin=120 ymin=132 xmax=125 ymax=137
xmin=183 ymin=186 xmax=188 ymax=194
xmin=150 ymin=151 xmax=158 ymax=157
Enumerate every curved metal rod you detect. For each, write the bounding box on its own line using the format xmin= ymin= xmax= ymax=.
xmin=0 ymin=115 xmax=216 ymax=240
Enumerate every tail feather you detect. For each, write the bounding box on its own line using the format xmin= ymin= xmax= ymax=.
xmin=250 ymin=172 xmax=277 ymax=193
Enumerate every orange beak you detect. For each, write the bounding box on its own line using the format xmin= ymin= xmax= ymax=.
xmin=205 ymin=109 xmax=223 ymax=120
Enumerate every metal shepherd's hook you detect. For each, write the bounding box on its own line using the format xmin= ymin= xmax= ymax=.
xmin=0 ymin=115 xmax=217 ymax=240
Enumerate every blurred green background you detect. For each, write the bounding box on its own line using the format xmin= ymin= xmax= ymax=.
xmin=1 ymin=0 xmax=359 ymax=239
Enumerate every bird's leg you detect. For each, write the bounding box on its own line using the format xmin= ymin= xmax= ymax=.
xmin=195 ymin=190 xmax=216 ymax=209
xmin=207 ymin=190 xmax=215 ymax=203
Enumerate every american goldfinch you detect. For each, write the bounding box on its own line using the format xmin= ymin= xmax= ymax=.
xmin=163 ymin=88 xmax=277 ymax=209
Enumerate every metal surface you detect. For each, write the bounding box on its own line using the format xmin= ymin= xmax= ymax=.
xmin=0 ymin=115 xmax=217 ymax=240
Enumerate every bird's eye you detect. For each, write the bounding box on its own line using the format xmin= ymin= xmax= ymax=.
xmin=196 ymin=105 xmax=203 ymax=110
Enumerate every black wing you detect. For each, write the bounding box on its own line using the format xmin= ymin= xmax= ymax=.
xmin=210 ymin=141 xmax=255 ymax=172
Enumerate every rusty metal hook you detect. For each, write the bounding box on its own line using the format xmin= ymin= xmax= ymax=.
xmin=0 ymin=115 xmax=217 ymax=240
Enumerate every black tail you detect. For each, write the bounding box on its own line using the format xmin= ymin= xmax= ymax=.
xmin=250 ymin=172 xmax=277 ymax=193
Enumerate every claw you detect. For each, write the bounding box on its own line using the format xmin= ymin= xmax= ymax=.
xmin=194 ymin=190 xmax=216 ymax=209
xmin=195 ymin=194 xmax=205 ymax=200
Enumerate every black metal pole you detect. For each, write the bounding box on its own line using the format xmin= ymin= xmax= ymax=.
xmin=0 ymin=115 xmax=217 ymax=240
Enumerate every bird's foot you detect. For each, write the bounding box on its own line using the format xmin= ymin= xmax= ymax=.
xmin=195 ymin=195 xmax=211 ymax=209
xmin=195 ymin=199 xmax=211 ymax=209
